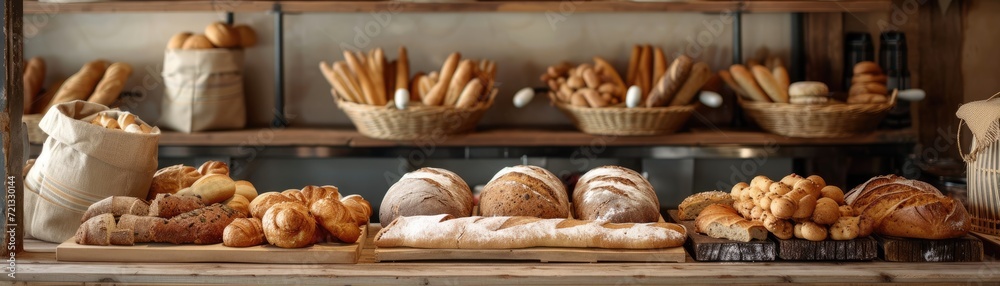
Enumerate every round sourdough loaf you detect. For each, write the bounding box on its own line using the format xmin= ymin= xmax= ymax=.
xmin=480 ymin=165 xmax=569 ymax=219
xmin=573 ymin=166 xmax=660 ymax=223
xmin=379 ymin=167 xmax=473 ymax=227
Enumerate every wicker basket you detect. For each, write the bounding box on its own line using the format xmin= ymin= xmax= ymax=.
xmin=24 ymin=113 xmax=47 ymax=144
xmin=739 ymin=91 xmax=897 ymax=138
xmin=553 ymin=101 xmax=696 ymax=136
xmin=337 ymin=93 xmax=495 ymax=141
xmin=958 ymin=92 xmax=1000 ymax=236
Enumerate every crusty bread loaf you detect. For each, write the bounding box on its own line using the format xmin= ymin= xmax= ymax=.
xmin=148 ymin=164 xmax=202 ymax=201
xmin=695 ymin=204 xmax=767 ymax=242
xmin=572 ymin=166 xmax=659 ymax=223
xmin=845 ymin=175 xmax=971 ymax=239
xmin=148 ymin=193 xmax=205 ymax=218
xmin=151 ymin=203 xmax=241 ymax=244
xmin=374 ymin=214 xmax=687 ymax=249
xmin=80 ymin=196 xmax=149 ymax=222
xmin=678 ymin=191 xmax=734 ymax=220
xmin=380 ymin=167 xmax=473 ymax=227
xmin=480 ymin=165 xmax=569 ymax=219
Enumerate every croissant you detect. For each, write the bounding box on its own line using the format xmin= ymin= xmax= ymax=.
xmin=311 ymin=197 xmax=362 ymax=243
xmin=262 ymin=202 xmax=317 ymax=248
xmin=224 ymin=217 xmax=266 ymax=247
xmin=241 ymin=185 xmax=372 ymax=247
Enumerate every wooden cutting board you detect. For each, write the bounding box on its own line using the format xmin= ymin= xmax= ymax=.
xmin=876 ymin=234 xmax=983 ymax=262
xmin=666 ymin=210 xmax=775 ymax=262
xmin=56 ymin=225 xmax=366 ymax=264
xmin=775 ymin=235 xmax=878 ymax=261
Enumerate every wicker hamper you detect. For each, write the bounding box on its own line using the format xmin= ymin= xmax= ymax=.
xmin=739 ymin=91 xmax=897 ymax=138
xmin=957 ymin=92 xmax=1000 ymax=236
xmin=336 ymin=89 xmax=496 ymax=141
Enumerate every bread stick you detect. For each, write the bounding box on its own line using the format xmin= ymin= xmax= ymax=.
xmin=321 ymin=62 xmax=354 ymax=103
xmin=653 ymin=47 xmax=667 ymax=86
xmin=343 ymin=51 xmax=380 ymax=105
xmin=751 ymin=65 xmax=788 ymax=103
xmin=626 ymin=45 xmax=641 ymax=86
xmin=423 ymin=52 xmax=461 ymax=106
xmin=455 ymin=78 xmax=484 ymax=108
xmin=669 ymin=62 xmax=711 ymax=106
xmin=729 ymin=64 xmax=770 ymax=102
xmin=370 ymin=48 xmax=387 ymax=104
xmin=396 ymin=46 xmax=410 ymax=94
xmin=446 ymin=60 xmax=474 ymax=106
xmin=332 ymin=62 xmax=363 ymax=103
xmin=637 ymin=45 xmax=652 ymax=96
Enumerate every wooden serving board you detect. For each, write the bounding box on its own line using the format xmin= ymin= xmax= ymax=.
xmin=666 ymin=210 xmax=775 ymax=262
xmin=56 ymin=225 xmax=366 ymax=264
xmin=775 ymin=235 xmax=878 ymax=261
xmin=876 ymin=234 xmax=983 ymax=262
xmin=972 ymin=232 xmax=1000 ymax=259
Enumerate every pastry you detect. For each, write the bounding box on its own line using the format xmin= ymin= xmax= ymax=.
xmin=223 ymin=217 xmax=265 ymax=247
xmin=262 ymin=202 xmax=317 ymax=248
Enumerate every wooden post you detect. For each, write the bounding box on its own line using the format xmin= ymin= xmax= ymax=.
xmin=3 ymin=0 xmax=24 ymax=256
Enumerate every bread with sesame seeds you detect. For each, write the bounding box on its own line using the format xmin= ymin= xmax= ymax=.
xmin=379 ymin=167 xmax=474 ymax=227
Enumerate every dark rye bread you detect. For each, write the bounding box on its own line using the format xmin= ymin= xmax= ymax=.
xmin=845 ymin=175 xmax=971 ymax=239
xmin=480 ymin=165 xmax=570 ymax=219
xmin=572 ymin=166 xmax=660 ymax=223
xmin=379 ymin=167 xmax=473 ymax=227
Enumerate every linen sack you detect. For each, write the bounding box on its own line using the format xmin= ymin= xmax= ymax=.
xmin=957 ymin=93 xmax=1000 ymax=235
xmin=24 ymin=101 xmax=160 ymax=243
xmin=160 ymin=49 xmax=246 ymax=133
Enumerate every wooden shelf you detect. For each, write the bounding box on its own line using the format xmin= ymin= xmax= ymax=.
xmin=24 ymin=1 xmax=891 ymax=14
xmin=157 ymin=127 xmax=917 ymax=147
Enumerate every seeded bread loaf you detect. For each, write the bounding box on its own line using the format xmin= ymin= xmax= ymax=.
xmin=572 ymin=166 xmax=659 ymax=223
xmin=380 ymin=167 xmax=473 ymax=227
xmin=479 ymin=165 xmax=569 ymax=219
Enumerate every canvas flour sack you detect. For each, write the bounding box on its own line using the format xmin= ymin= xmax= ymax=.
xmin=24 ymin=101 xmax=160 ymax=243
xmin=160 ymin=49 xmax=246 ymax=133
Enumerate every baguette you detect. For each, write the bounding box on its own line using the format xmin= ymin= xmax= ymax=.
xmin=751 ymin=65 xmax=788 ymax=103
xmin=385 ymin=59 xmax=397 ymax=100
xmin=637 ymin=45 xmax=652 ymax=96
xmin=695 ymin=204 xmax=768 ymax=242
xmin=75 ymin=213 xmax=116 ymax=246
xmin=343 ymin=51 xmax=380 ymax=105
xmin=445 ymin=60 xmax=474 ymax=106
xmin=369 ymin=48 xmax=387 ymax=104
xmin=32 ymin=79 xmax=63 ymax=114
xmin=320 ymin=62 xmax=348 ymax=101
xmin=89 ymin=62 xmax=133 ymax=107
xmin=423 ymin=52 xmax=461 ymax=106
xmin=396 ymin=46 xmax=410 ymax=94
xmin=626 ymin=45 xmax=641 ymax=86
xmin=772 ymin=65 xmax=790 ymax=94
xmin=375 ymin=214 xmax=687 ymax=249
xmin=645 ymin=55 xmax=692 ymax=107
xmin=23 ymin=57 xmax=45 ymax=114
xmin=332 ymin=62 xmax=364 ymax=104
xmin=455 ymin=78 xmax=484 ymax=108
xmin=409 ymin=72 xmax=425 ymax=100
xmin=653 ymin=47 xmax=667 ymax=85
xmin=46 ymin=60 xmax=108 ymax=111
xmin=729 ymin=64 xmax=771 ymax=102
xmin=718 ymin=70 xmax=747 ymax=97
xmin=669 ymin=62 xmax=711 ymax=106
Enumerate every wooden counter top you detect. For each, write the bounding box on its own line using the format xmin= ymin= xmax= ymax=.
xmin=13 ymin=225 xmax=1000 ymax=285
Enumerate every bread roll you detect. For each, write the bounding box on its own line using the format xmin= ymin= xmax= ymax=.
xmin=380 ymin=167 xmax=473 ymax=227
xmin=788 ymin=81 xmax=829 ymax=98
xmin=829 ymin=216 xmax=860 ymax=241
xmin=148 ymin=165 xmax=202 ymax=201
xmin=235 ymin=180 xmax=259 ymax=202
xmin=812 ymin=197 xmax=841 ymax=225
xmin=729 ymin=65 xmax=770 ymax=102
xmin=205 ymin=22 xmax=241 ymax=48
xmin=198 ymin=160 xmax=230 ymax=176
xmin=167 ymin=32 xmax=192 ymax=50
xmin=849 ymin=82 xmax=888 ymax=96
xmin=852 ymin=73 xmax=887 ymax=85
xmin=88 ymin=62 xmax=132 ymax=107
xmin=593 ymin=57 xmax=626 ymax=95
xmin=262 ymin=202 xmax=316 ymax=248
xmin=845 ymin=175 xmax=971 ymax=239
xmin=772 ymin=65 xmax=790 ymax=93
xmin=374 ymin=214 xmax=687 ymax=249
xmin=821 ymin=185 xmax=845 ymax=204
xmin=224 ymin=194 xmax=251 ymax=217
xmin=223 ymin=218 xmax=265 ymax=247
xmin=23 ymin=57 xmax=45 ymax=114
xmin=572 ymin=166 xmax=659 ymax=223
xmin=234 ymin=25 xmax=257 ymax=48
xmin=696 ymin=204 xmax=767 ymax=242
xmin=46 ymin=60 xmax=108 ymax=112
xmin=176 ymin=174 xmax=236 ymax=205
xmin=480 ymin=165 xmax=569 ymax=219
xmin=181 ymin=34 xmax=215 ymax=50
xmin=794 ymin=221 xmax=827 ymax=241
xmin=678 ymin=191 xmax=734 ymax=220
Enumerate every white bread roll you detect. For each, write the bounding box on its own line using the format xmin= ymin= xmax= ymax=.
xmin=788 ymin=81 xmax=829 ymax=98
xmin=480 ymin=165 xmax=569 ymax=219
xmin=379 ymin=167 xmax=473 ymax=227
xmin=573 ymin=166 xmax=659 ymax=223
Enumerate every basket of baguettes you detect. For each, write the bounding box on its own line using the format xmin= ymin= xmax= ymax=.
xmin=22 ymin=57 xmax=133 ymax=143
xmin=543 ymin=45 xmax=711 ymax=136
xmin=724 ymin=59 xmax=897 ymax=138
xmin=320 ymin=47 xmax=497 ymax=140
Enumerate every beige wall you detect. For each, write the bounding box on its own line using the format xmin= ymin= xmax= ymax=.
xmin=24 ymin=12 xmax=790 ymax=128
xmin=963 ymin=0 xmax=1000 ymax=103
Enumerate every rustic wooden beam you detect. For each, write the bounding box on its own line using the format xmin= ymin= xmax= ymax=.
xmin=803 ymin=13 xmax=844 ymax=91
xmin=916 ymin=0 xmax=964 ymax=169
xmin=3 ymin=0 xmax=24 ymax=256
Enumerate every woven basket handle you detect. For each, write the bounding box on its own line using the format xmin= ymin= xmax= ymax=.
xmin=956 ymin=91 xmax=1000 ymax=162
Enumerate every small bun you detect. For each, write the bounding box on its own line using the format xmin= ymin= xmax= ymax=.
xmin=181 ymin=34 xmax=215 ymax=50
xmin=204 ymin=22 xmax=241 ymax=48
xmin=788 ymin=81 xmax=829 ymax=98
xmin=198 ymin=160 xmax=230 ymax=176
xmin=167 ymin=32 xmax=192 ymax=50
xmin=234 ymin=25 xmax=257 ymax=47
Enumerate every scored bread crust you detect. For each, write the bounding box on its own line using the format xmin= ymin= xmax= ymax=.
xmin=380 ymin=167 xmax=473 ymax=227
xmin=374 ymin=214 xmax=687 ymax=249
xmin=480 ymin=165 xmax=569 ymax=219
xmin=845 ymin=175 xmax=971 ymax=239
xmin=572 ymin=166 xmax=659 ymax=223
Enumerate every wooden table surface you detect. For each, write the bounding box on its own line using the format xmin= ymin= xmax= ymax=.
xmin=12 ymin=225 xmax=1000 ymax=285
